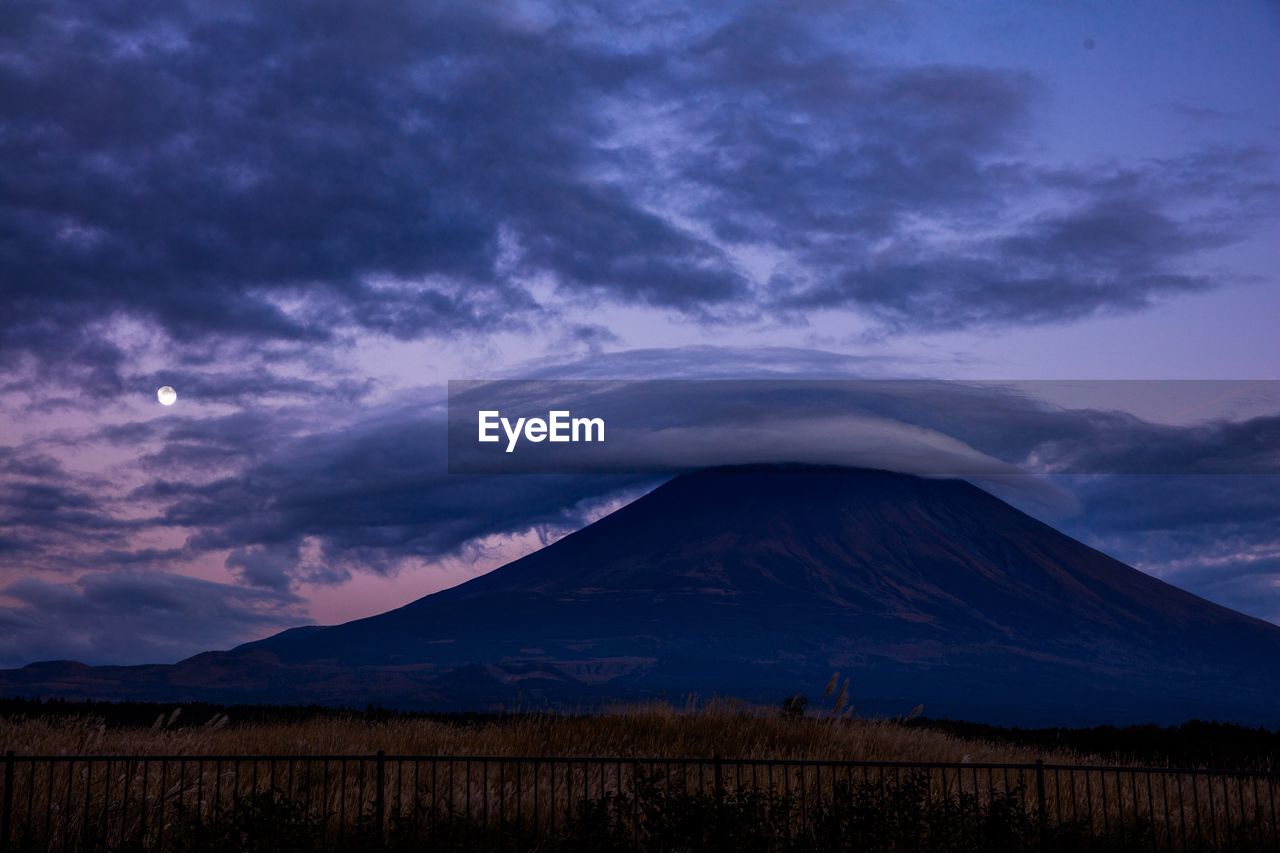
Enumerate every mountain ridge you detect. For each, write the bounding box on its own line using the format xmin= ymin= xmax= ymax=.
xmin=2 ymin=464 xmax=1278 ymax=725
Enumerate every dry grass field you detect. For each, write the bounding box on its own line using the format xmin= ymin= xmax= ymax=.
xmin=0 ymin=701 xmax=1100 ymax=765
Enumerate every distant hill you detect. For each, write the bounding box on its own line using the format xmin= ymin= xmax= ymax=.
xmin=3 ymin=465 xmax=1278 ymax=725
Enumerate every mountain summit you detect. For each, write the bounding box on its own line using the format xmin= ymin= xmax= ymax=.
xmin=4 ymin=465 xmax=1279 ymax=724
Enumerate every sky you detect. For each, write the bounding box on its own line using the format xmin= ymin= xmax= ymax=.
xmin=0 ymin=0 xmax=1278 ymax=666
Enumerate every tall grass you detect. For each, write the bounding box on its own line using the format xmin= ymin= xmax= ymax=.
xmin=0 ymin=701 xmax=1100 ymax=765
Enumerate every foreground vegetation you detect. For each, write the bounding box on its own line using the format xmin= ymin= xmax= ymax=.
xmin=1 ymin=699 xmax=1052 ymax=765
xmin=1 ymin=697 xmax=1277 ymax=769
xmin=1 ymin=699 xmax=1276 ymax=851
xmin=7 ymin=781 xmax=1233 ymax=853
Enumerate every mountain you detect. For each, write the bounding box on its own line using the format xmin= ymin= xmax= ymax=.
xmin=3 ymin=465 xmax=1279 ymax=725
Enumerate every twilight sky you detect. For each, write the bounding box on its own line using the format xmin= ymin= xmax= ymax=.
xmin=1 ymin=0 xmax=1278 ymax=666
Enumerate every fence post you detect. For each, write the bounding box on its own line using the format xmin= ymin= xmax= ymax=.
xmin=1 ymin=750 xmax=12 ymax=850
xmin=713 ymin=753 xmax=724 ymax=804
xmin=1034 ymin=759 xmax=1047 ymax=848
xmin=374 ymin=751 xmax=386 ymax=842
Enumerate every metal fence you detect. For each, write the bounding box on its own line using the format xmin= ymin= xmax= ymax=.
xmin=1 ymin=751 xmax=1277 ymax=851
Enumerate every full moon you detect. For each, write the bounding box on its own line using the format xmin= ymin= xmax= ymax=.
xmin=157 ymin=386 xmax=177 ymax=406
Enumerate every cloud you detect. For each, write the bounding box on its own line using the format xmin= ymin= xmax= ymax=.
xmin=4 ymin=345 xmax=1280 ymax=662
xmin=4 ymin=345 xmax=1278 ymax=601
xmin=778 ymin=200 xmax=1217 ymax=331
xmin=9 ymin=343 xmax=1279 ymax=587
xmin=0 ymin=0 xmax=742 ymax=380
xmin=3 ymin=0 xmax=1277 ymax=669
xmin=660 ymin=9 xmax=1276 ymax=331
xmin=142 ymin=408 xmax=658 ymax=584
xmin=518 ymin=345 xmax=918 ymax=379
xmin=0 ymin=570 xmax=307 ymax=666
xmin=1050 ymin=474 xmax=1280 ymax=624
xmin=85 ymin=352 xmax=1273 ymax=593
xmin=0 ymin=447 xmax=145 ymax=572
xmin=1 ymin=0 xmax=1273 ymax=386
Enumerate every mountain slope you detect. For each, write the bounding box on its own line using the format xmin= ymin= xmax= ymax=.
xmin=3 ymin=465 xmax=1279 ymax=725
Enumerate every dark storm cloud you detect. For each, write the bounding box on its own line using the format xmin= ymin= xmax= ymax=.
xmin=678 ymin=21 xmax=1035 ymax=248
xmin=2 ymin=0 xmax=1272 ymax=380
xmin=0 ymin=0 xmax=743 ymax=378
xmin=0 ymin=446 xmax=146 ymax=571
xmin=1067 ymin=474 xmax=1280 ymax=535
xmin=60 ymin=409 xmax=313 ymax=480
xmin=1049 ymin=474 xmax=1280 ymax=624
xmin=661 ymin=8 xmax=1276 ymax=330
xmin=224 ymin=542 xmax=340 ymax=593
xmin=780 ymin=199 xmax=1218 ymax=330
xmin=1040 ymin=414 xmax=1280 ymax=476
xmin=0 ymin=570 xmax=306 ymax=666
xmin=1166 ymin=555 xmax=1280 ymax=624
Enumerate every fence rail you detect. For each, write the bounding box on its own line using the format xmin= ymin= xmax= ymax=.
xmin=1 ymin=750 xmax=1277 ymax=851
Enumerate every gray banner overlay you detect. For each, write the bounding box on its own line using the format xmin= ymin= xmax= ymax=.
xmin=447 ymin=379 xmax=1280 ymax=475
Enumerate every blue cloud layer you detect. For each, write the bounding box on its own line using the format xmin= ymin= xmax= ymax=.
xmin=2 ymin=0 xmax=1274 ymax=386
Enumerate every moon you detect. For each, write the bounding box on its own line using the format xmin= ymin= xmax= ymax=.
xmin=157 ymin=386 xmax=177 ymax=406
